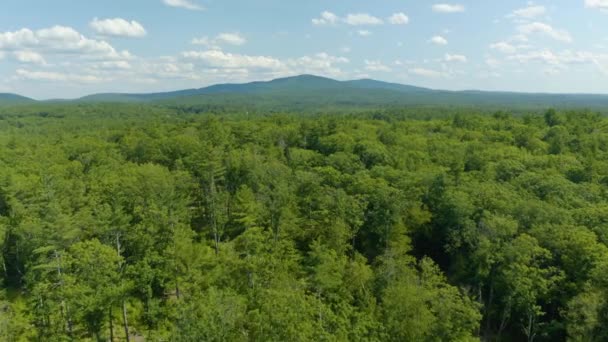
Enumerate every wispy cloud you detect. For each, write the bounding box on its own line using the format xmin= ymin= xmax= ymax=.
xmin=432 ymin=4 xmax=465 ymax=13
xmin=192 ymin=33 xmax=246 ymax=48
xmin=312 ymin=11 xmax=339 ymax=26
xmin=162 ymin=0 xmax=204 ymax=11
xmin=410 ymin=67 xmax=444 ymax=78
xmin=508 ymin=5 xmax=546 ymax=19
xmin=585 ymin=0 xmax=608 ymax=11
xmin=313 ymin=11 xmax=384 ymax=26
xmin=344 ymin=13 xmax=383 ymax=26
xmin=444 ymin=53 xmax=467 ymax=62
xmin=517 ymin=22 xmax=572 ymax=42
xmin=364 ymin=60 xmax=391 ymax=72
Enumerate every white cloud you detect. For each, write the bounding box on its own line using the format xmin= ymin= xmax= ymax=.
xmin=432 ymin=4 xmax=465 ymax=13
xmin=409 ymin=67 xmax=443 ymax=78
xmin=286 ymin=53 xmax=349 ymax=77
xmin=90 ymin=18 xmax=147 ymax=38
xmin=313 ymin=12 xmax=384 ymax=27
xmin=180 ymin=50 xmax=349 ymax=79
xmin=312 ymin=11 xmax=339 ymax=26
xmin=216 ymin=33 xmax=246 ymax=46
xmin=191 ymin=32 xmax=246 ymax=48
xmin=444 ymin=53 xmax=467 ymax=62
xmin=364 ymin=60 xmax=391 ymax=72
xmin=0 ymin=26 xmax=131 ymax=60
xmin=508 ymin=50 xmax=561 ymax=65
xmin=506 ymin=49 xmax=608 ymax=75
xmin=430 ymin=35 xmax=448 ymax=45
xmin=162 ymin=0 xmax=203 ymax=11
xmin=586 ymin=0 xmax=608 ymax=11
xmin=509 ymin=5 xmax=546 ymax=19
xmin=182 ymin=50 xmax=283 ymax=70
xmin=344 ymin=13 xmax=383 ymax=26
xmin=92 ymin=60 xmax=132 ymax=70
xmin=490 ymin=41 xmax=517 ymax=54
xmin=388 ymin=13 xmax=409 ymax=25
xmin=358 ymin=30 xmax=372 ymax=37
xmin=14 ymin=50 xmax=46 ymax=65
xmin=517 ymin=22 xmax=572 ymax=42
xmin=15 ymin=69 xmax=103 ymax=83
xmin=191 ymin=36 xmax=211 ymax=46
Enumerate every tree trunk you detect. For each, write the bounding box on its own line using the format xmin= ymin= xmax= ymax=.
xmin=54 ymin=249 xmax=73 ymax=338
xmin=209 ymin=175 xmax=220 ymax=255
xmin=122 ymin=299 xmax=130 ymax=342
xmin=115 ymin=234 xmax=130 ymax=342
xmin=109 ymin=307 xmax=114 ymax=342
xmin=497 ymin=300 xmax=511 ymax=340
xmin=484 ymin=284 xmax=494 ymax=340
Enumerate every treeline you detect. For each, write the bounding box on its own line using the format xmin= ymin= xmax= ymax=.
xmin=1 ymin=105 xmax=608 ymax=341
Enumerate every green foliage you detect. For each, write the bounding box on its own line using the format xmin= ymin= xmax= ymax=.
xmin=1 ymin=104 xmax=608 ymax=341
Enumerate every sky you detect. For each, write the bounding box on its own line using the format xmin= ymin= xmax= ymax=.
xmin=1 ymin=0 xmax=608 ymax=99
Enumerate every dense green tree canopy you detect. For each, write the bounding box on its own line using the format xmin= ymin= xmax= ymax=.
xmin=1 ymin=104 xmax=608 ymax=340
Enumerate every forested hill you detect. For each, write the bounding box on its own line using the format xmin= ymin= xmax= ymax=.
xmin=79 ymin=75 xmax=608 ymax=111
xmin=0 ymin=93 xmax=35 ymax=105
xmin=6 ymin=75 xmax=608 ymax=111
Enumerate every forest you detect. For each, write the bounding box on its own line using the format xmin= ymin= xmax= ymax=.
xmin=1 ymin=103 xmax=608 ymax=341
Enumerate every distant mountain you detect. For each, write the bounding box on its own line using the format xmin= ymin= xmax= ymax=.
xmin=78 ymin=75 xmax=365 ymax=102
xmin=77 ymin=75 xmax=608 ymax=111
xmin=0 ymin=93 xmax=35 ymax=105
xmin=6 ymin=75 xmax=608 ymax=111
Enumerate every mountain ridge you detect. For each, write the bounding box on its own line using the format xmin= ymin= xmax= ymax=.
xmin=0 ymin=93 xmax=36 ymax=105
xmin=5 ymin=75 xmax=608 ymax=111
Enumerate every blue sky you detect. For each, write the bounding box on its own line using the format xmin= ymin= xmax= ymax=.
xmin=1 ymin=0 xmax=608 ymax=99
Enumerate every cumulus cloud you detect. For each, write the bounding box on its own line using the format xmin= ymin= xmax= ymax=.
xmin=507 ymin=49 xmax=608 ymax=75
xmin=178 ymin=50 xmax=350 ymax=81
xmin=430 ymin=35 xmax=448 ymax=45
xmin=90 ymin=18 xmax=147 ymax=38
xmin=344 ymin=13 xmax=384 ymax=26
xmin=162 ymin=0 xmax=203 ymax=11
xmin=286 ymin=53 xmax=349 ymax=77
xmin=517 ymin=22 xmax=572 ymax=42
xmin=312 ymin=11 xmax=339 ymax=26
xmin=191 ymin=32 xmax=246 ymax=48
xmin=357 ymin=30 xmax=372 ymax=37
xmin=313 ymin=12 xmax=383 ymax=26
xmin=509 ymin=5 xmax=546 ymax=19
xmin=585 ymin=0 xmax=608 ymax=11
xmin=364 ymin=60 xmax=391 ymax=72
xmin=409 ymin=67 xmax=443 ymax=78
xmin=182 ymin=50 xmax=283 ymax=69
xmin=0 ymin=26 xmax=132 ymax=60
xmin=14 ymin=50 xmax=46 ymax=65
xmin=215 ymin=33 xmax=246 ymax=46
xmin=432 ymin=4 xmax=465 ymax=13
xmin=92 ymin=60 xmax=132 ymax=70
xmin=388 ymin=13 xmax=409 ymax=25
xmin=490 ymin=41 xmax=518 ymax=54
xmin=444 ymin=53 xmax=467 ymax=62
